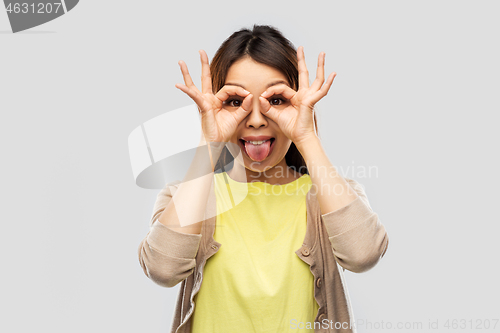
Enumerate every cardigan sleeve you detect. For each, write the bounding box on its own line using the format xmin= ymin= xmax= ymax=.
xmin=321 ymin=177 xmax=389 ymax=273
xmin=138 ymin=181 xmax=202 ymax=288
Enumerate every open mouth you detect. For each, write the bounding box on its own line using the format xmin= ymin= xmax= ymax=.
xmin=238 ymin=138 xmax=276 ymax=162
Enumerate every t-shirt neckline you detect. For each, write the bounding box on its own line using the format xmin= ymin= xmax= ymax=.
xmin=219 ymin=171 xmax=310 ymax=188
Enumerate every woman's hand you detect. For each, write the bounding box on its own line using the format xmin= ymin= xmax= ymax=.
xmin=259 ymin=46 xmax=336 ymax=146
xmin=175 ymin=50 xmax=253 ymax=143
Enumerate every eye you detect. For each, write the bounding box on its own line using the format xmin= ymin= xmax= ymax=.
xmin=268 ymin=95 xmax=287 ymax=106
xmin=224 ymin=98 xmax=242 ymax=107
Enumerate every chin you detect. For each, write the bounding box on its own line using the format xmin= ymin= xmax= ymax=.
xmin=244 ymin=160 xmax=276 ymax=173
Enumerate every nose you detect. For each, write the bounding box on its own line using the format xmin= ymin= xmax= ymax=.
xmin=245 ymin=95 xmax=268 ymax=129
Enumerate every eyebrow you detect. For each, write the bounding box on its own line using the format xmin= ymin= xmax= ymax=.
xmin=225 ymin=80 xmax=290 ymax=90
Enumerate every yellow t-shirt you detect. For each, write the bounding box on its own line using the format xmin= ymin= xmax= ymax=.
xmin=191 ymin=171 xmax=319 ymax=333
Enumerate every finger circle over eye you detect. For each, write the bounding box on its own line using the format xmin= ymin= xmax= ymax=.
xmin=269 ymin=98 xmax=284 ymax=106
xmin=260 ymin=84 xmax=296 ymax=99
xmin=215 ymin=85 xmax=251 ymax=102
xmin=241 ymin=94 xmax=254 ymax=110
xmin=237 ymin=93 xmax=253 ymax=107
xmin=258 ymin=96 xmax=271 ymax=112
xmin=259 ymin=96 xmax=270 ymax=106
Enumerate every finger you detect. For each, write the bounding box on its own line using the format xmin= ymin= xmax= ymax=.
xmin=318 ymin=72 xmax=336 ymax=96
xmin=175 ymin=83 xmax=205 ymax=108
xmin=199 ymin=50 xmax=213 ymax=95
xmin=259 ymin=96 xmax=278 ymax=122
xmin=310 ymin=52 xmax=325 ymax=92
xmin=178 ymin=60 xmax=201 ymax=95
xmin=259 ymin=96 xmax=271 ymax=113
xmin=297 ymin=46 xmax=310 ymax=89
xmin=232 ymin=94 xmax=253 ymax=123
xmin=215 ymin=85 xmax=250 ymax=102
xmin=240 ymin=93 xmax=253 ymax=112
xmin=311 ymin=72 xmax=336 ymax=103
xmin=260 ymin=84 xmax=296 ymax=100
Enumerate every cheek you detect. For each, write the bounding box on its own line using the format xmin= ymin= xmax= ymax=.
xmin=274 ymin=138 xmax=292 ymax=157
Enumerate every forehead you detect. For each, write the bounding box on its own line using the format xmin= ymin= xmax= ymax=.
xmin=225 ymin=57 xmax=290 ymax=88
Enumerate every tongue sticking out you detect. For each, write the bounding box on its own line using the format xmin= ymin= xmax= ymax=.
xmin=244 ymin=140 xmax=272 ymax=162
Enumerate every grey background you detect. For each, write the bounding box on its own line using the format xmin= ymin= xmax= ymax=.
xmin=1 ymin=1 xmax=499 ymax=332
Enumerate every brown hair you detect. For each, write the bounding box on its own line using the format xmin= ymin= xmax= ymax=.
xmin=210 ymin=24 xmax=320 ymax=175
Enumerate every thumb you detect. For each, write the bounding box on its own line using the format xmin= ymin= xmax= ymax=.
xmin=233 ymin=106 xmax=251 ymax=125
xmin=232 ymin=93 xmax=253 ymax=124
xmin=259 ymin=96 xmax=279 ymax=122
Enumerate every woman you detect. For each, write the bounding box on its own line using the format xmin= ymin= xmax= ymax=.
xmin=138 ymin=24 xmax=389 ymax=333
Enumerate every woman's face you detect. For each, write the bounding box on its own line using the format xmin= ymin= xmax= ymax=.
xmin=223 ymin=56 xmax=293 ymax=173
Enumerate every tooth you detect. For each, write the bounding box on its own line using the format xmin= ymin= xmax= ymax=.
xmin=246 ymin=140 xmax=267 ymax=144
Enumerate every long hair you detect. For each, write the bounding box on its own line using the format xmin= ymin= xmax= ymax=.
xmin=210 ymin=24 xmax=320 ymax=175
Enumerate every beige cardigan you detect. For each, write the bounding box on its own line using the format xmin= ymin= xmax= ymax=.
xmin=138 ymin=175 xmax=389 ymax=333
